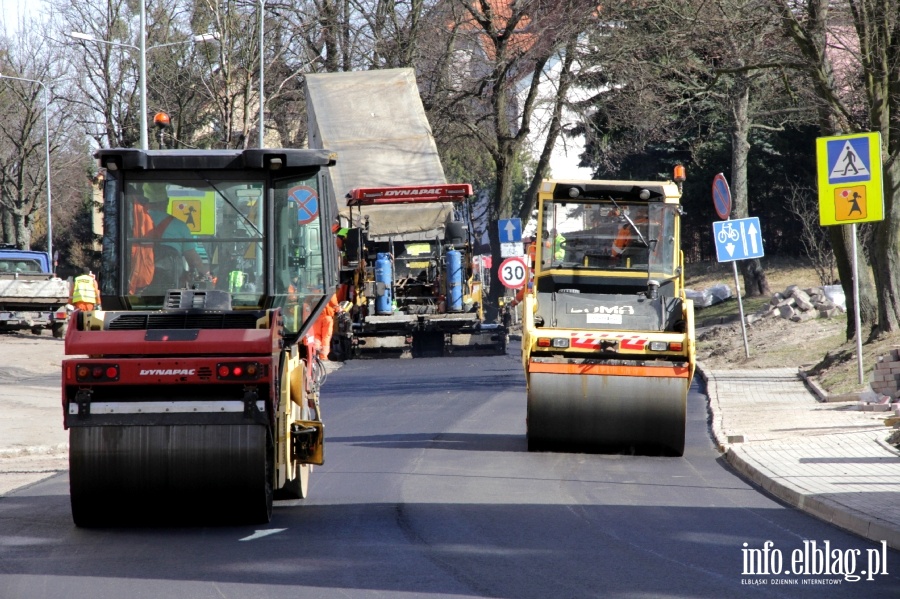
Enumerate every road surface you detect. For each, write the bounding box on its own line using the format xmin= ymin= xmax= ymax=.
xmin=0 ymin=339 xmax=897 ymax=597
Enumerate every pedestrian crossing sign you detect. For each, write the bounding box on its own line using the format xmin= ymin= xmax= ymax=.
xmin=816 ymin=132 xmax=883 ymax=225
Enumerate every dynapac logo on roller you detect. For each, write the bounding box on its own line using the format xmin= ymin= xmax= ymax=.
xmin=384 ymin=188 xmax=443 ymax=196
xmin=139 ymin=369 xmax=196 ymax=376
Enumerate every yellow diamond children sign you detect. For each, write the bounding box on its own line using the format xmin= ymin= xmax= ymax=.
xmin=816 ymin=132 xmax=884 ymax=225
xmin=167 ymin=190 xmax=216 ymax=235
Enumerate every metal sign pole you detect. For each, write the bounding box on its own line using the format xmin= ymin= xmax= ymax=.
xmin=732 ymin=261 xmax=750 ymax=358
xmin=850 ymin=223 xmax=864 ymax=384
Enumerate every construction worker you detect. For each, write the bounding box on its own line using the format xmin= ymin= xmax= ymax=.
xmin=144 ymin=189 xmax=208 ymax=277
xmin=611 ymin=206 xmax=649 ymax=262
xmin=312 ymin=293 xmax=341 ymax=360
xmin=542 ymin=228 xmax=565 ymax=265
xmin=71 ymin=268 xmax=101 ymax=311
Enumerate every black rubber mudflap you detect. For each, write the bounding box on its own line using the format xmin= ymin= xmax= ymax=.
xmin=69 ymin=424 xmax=272 ymax=527
xmin=412 ymin=331 xmax=444 ymax=357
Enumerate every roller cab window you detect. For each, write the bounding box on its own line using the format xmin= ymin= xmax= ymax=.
xmin=123 ymin=175 xmax=266 ymax=309
xmin=272 ymin=175 xmax=327 ymax=337
xmin=540 ymin=199 xmax=677 ymax=278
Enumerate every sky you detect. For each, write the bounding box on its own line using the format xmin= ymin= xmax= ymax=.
xmin=0 ymin=0 xmax=590 ymax=184
xmin=1 ymin=0 xmax=40 ymax=34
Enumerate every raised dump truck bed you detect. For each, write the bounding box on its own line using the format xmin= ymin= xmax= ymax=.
xmin=306 ymin=69 xmax=505 ymax=357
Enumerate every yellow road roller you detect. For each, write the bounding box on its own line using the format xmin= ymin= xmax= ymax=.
xmin=522 ymin=175 xmax=695 ymax=455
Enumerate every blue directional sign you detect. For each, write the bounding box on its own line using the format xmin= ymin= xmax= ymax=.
xmin=498 ymin=218 xmax=522 ymax=243
xmin=712 ymin=217 xmax=764 ymax=262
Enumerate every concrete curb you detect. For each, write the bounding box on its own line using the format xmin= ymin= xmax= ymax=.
xmin=696 ymin=363 xmax=727 ymax=453
xmin=722 ymin=445 xmax=900 ymax=550
xmin=798 ymin=368 xmax=864 ymax=403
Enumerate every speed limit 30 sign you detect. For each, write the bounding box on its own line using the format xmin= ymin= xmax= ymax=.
xmin=498 ymin=256 xmax=527 ymax=289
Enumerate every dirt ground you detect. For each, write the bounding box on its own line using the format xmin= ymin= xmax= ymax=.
xmin=684 ymin=258 xmax=885 ymax=397
xmin=0 ymin=333 xmax=69 ymax=496
xmin=0 ymin=332 xmax=67 ymax=379
xmin=695 ymin=311 xmax=848 ymax=372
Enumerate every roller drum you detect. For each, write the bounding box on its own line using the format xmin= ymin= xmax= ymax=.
xmin=69 ymin=424 xmax=272 ymax=527
xmin=527 ymin=371 xmax=686 ymax=455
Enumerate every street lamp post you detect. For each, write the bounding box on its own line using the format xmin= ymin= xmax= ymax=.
xmin=139 ymin=1 xmax=148 ymax=150
xmin=257 ymin=3 xmax=311 ymax=148
xmin=69 ymin=29 xmax=218 ymax=151
xmin=0 ymin=73 xmax=52 ymax=263
xmin=259 ymin=0 xmax=265 ymax=148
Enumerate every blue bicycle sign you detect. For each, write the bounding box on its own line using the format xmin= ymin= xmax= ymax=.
xmin=716 ymin=221 xmax=741 ymax=244
xmin=712 ymin=217 xmax=764 ymax=262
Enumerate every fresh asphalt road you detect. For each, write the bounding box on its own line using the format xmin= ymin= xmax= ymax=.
xmin=1 ymin=341 xmax=899 ymax=598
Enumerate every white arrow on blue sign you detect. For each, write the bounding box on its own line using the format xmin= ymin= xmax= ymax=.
xmin=712 ymin=217 xmax=764 ymax=262
xmin=498 ymin=218 xmax=522 ymax=243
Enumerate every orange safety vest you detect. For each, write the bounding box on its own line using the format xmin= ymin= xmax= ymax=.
xmin=129 ymin=203 xmax=156 ymax=293
xmin=129 ymin=205 xmax=177 ymax=294
xmin=612 ymin=218 xmax=649 ymax=258
xmin=313 ymin=294 xmax=340 ymax=359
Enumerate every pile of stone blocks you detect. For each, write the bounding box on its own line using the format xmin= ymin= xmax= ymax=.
xmin=861 ymin=350 xmax=900 ymax=415
xmin=746 ymin=285 xmax=845 ymax=325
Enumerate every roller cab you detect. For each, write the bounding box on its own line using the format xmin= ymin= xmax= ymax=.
xmin=63 ymin=148 xmax=337 ymax=526
xmin=523 ymin=178 xmax=695 ymax=456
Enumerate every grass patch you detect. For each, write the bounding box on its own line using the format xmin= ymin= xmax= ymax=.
xmin=692 ymin=295 xmax=771 ymax=324
xmin=809 ymin=333 xmax=900 ymax=396
xmin=685 ymin=256 xmax=825 ymax=292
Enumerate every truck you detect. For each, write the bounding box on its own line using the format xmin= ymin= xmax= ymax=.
xmin=341 ymin=183 xmax=504 ymax=357
xmin=522 ymin=175 xmax=696 ymax=456
xmin=305 ymin=68 xmax=506 ymax=357
xmin=0 ymin=246 xmax=70 ymax=337
xmin=62 ymin=147 xmax=338 ymax=526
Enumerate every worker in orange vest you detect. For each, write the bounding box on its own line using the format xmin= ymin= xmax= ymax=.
xmin=312 ymin=293 xmax=341 ymax=360
xmin=611 ymin=207 xmax=650 ymax=262
xmin=71 ymin=268 xmax=101 ymax=311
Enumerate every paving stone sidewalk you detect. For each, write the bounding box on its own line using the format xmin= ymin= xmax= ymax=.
xmin=701 ymin=365 xmax=900 ymax=550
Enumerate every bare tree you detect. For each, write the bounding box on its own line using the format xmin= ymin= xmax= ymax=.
xmin=785 ymin=183 xmax=836 ymax=285
xmin=0 ymin=18 xmax=72 ymax=250
xmin=771 ymin=0 xmax=895 ymax=340
xmin=58 ymin=0 xmax=146 ymax=148
xmin=419 ymin=0 xmax=597 ymax=316
xmin=573 ymin=1 xmax=822 ymax=296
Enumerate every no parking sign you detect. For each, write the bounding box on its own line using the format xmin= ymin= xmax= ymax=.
xmin=289 ymin=185 xmax=319 ymax=225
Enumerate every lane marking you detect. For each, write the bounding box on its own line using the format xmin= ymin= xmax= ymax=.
xmin=239 ymin=528 xmax=287 ymax=542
